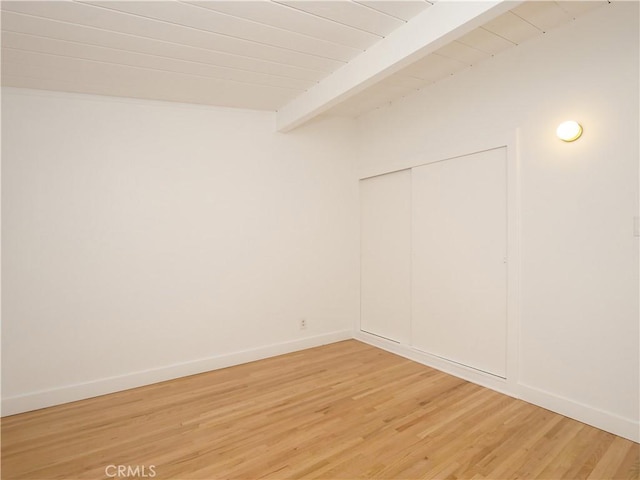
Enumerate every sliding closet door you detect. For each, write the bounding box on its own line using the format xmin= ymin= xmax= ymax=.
xmin=412 ymin=148 xmax=507 ymax=377
xmin=360 ymin=170 xmax=411 ymax=343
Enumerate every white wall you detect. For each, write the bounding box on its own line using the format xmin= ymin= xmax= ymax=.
xmin=356 ymin=2 xmax=639 ymax=440
xmin=1 ymin=88 xmax=359 ymax=413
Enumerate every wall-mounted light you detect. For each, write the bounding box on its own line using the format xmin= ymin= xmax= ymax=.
xmin=556 ymin=120 xmax=583 ymax=142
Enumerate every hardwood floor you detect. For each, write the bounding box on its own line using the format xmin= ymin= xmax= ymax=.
xmin=2 ymin=340 xmax=638 ymax=479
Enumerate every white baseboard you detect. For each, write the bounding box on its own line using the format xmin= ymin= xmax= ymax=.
xmin=354 ymin=331 xmax=515 ymax=397
xmin=518 ymin=384 xmax=640 ymax=443
xmin=1 ymin=330 xmax=352 ymax=417
xmin=354 ymin=330 xmax=640 ymax=443
xmin=5 ymin=328 xmax=638 ymax=444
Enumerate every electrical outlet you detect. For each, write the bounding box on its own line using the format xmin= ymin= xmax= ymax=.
xmin=300 ymin=318 xmax=307 ymax=330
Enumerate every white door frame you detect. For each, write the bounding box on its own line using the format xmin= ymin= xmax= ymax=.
xmin=356 ymin=128 xmax=521 ymax=396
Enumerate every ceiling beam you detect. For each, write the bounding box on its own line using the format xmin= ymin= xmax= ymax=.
xmin=276 ymin=0 xmax=519 ymax=132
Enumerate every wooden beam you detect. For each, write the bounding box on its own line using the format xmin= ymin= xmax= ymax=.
xmin=276 ymin=0 xmax=519 ymax=132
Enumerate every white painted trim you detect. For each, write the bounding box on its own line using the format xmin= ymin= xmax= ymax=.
xmin=505 ymin=129 xmax=522 ymax=391
xmin=1 ymin=330 xmax=352 ymax=417
xmin=354 ymin=330 xmax=514 ymax=396
xmin=358 ymin=128 xmax=520 ymax=388
xmin=276 ymin=0 xmax=518 ymax=132
xmin=358 ymin=128 xmax=518 ymax=180
xmin=3 ymin=328 xmax=637 ymax=442
xmin=518 ymin=384 xmax=640 ymax=443
xmin=356 ymin=330 xmax=640 ymax=443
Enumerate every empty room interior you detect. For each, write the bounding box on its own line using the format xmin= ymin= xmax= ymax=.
xmin=1 ymin=0 xmax=639 ymax=478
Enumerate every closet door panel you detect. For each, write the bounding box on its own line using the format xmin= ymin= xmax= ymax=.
xmin=411 ymin=148 xmax=507 ymax=377
xmin=360 ymin=170 xmax=411 ymax=343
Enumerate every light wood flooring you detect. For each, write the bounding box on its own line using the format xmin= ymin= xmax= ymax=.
xmin=2 ymin=340 xmax=638 ymax=479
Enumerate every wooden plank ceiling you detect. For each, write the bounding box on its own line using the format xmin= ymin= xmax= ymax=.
xmin=1 ymin=1 xmax=607 ymax=125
